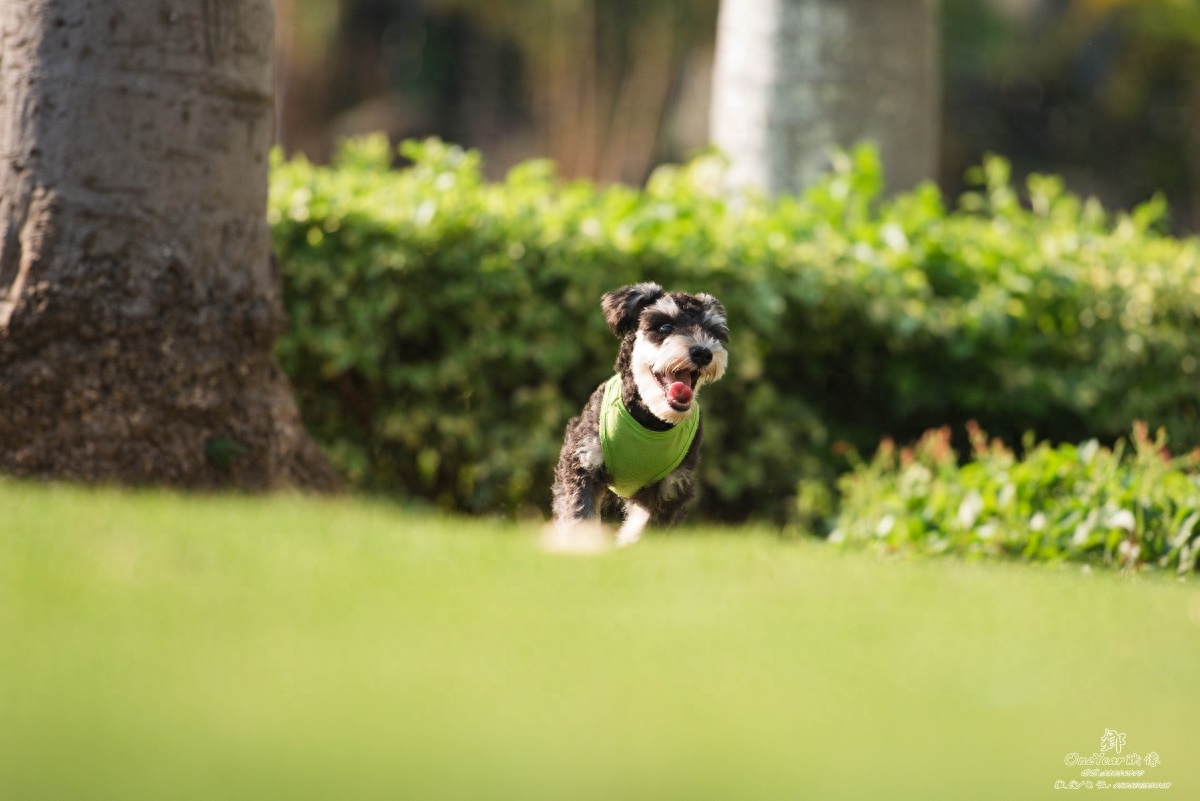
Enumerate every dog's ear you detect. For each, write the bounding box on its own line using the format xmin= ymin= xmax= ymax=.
xmin=601 ymin=283 xmax=664 ymax=336
xmin=696 ymin=293 xmax=729 ymax=341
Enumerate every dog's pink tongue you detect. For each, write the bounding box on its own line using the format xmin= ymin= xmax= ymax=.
xmin=668 ymin=381 xmax=693 ymax=405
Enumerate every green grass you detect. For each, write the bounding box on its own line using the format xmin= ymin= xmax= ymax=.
xmin=2 ymin=481 xmax=1197 ymax=800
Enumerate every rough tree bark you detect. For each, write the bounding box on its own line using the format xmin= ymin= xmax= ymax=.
xmin=0 ymin=0 xmax=337 ymax=490
xmin=710 ymin=0 xmax=940 ymax=196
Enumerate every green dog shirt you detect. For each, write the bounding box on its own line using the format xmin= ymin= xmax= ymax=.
xmin=599 ymin=374 xmax=700 ymax=498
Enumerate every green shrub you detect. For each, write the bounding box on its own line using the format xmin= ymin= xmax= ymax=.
xmin=269 ymin=136 xmax=1200 ymax=521
xmin=829 ymin=422 xmax=1200 ymax=573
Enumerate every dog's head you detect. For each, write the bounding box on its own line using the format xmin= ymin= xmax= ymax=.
xmin=601 ymin=282 xmax=729 ymax=424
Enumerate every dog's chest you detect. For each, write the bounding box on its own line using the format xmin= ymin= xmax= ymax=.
xmin=598 ymin=375 xmax=698 ymax=498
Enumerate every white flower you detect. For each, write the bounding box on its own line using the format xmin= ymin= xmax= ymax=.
xmin=882 ymin=223 xmax=908 ymax=252
xmin=1108 ymin=508 xmax=1136 ymax=532
xmin=1118 ymin=539 xmax=1141 ymax=564
xmin=958 ymin=491 xmax=984 ymax=529
xmin=414 ymin=200 xmax=436 ymax=226
xmin=875 ymin=515 xmax=896 ymax=537
xmin=1030 ymin=512 xmax=1048 ymax=532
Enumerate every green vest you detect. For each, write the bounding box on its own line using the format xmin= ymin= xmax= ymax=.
xmin=599 ymin=374 xmax=700 ymax=498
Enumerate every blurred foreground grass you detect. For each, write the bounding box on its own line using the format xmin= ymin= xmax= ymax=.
xmin=2 ymin=481 xmax=1198 ymax=800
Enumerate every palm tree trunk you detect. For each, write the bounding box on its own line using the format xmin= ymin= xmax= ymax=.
xmin=0 ymin=0 xmax=336 ymax=490
xmin=710 ymin=0 xmax=940 ymax=196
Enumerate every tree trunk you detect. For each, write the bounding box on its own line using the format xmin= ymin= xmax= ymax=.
xmin=0 ymin=0 xmax=337 ymax=491
xmin=710 ymin=0 xmax=940 ymax=196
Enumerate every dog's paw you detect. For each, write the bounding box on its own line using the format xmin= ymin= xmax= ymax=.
xmin=614 ymin=528 xmax=642 ymax=548
xmin=615 ymin=503 xmax=650 ymax=548
xmin=540 ymin=520 xmax=611 ymax=555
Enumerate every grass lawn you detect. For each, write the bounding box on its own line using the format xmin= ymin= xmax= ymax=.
xmin=2 ymin=481 xmax=1197 ymax=801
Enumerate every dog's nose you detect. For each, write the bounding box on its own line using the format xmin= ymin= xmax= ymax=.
xmin=690 ymin=346 xmax=713 ymax=367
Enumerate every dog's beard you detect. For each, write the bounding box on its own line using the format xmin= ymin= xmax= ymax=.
xmin=631 ymin=331 xmax=728 ymax=425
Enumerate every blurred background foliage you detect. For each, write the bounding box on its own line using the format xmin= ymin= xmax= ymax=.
xmin=275 ymin=0 xmax=1200 ymax=231
xmin=270 ymin=0 xmax=1200 ymax=533
xmin=270 ymin=137 xmax=1200 ymax=522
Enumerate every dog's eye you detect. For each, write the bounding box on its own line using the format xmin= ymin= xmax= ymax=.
xmin=659 ymin=323 xmax=673 ymax=334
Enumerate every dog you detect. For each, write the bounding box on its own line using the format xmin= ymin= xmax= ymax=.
xmin=550 ymin=282 xmax=729 ymax=547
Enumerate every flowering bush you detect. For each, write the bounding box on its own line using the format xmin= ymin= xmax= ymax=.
xmin=829 ymin=422 xmax=1200 ymax=573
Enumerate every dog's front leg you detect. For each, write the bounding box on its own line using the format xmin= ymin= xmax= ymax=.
xmin=545 ymin=433 xmax=611 ymax=553
xmin=616 ymin=502 xmax=651 ymax=547
xmin=551 ymin=432 xmax=606 ymax=523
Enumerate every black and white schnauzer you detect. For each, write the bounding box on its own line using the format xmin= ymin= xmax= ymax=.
xmin=550 ymin=283 xmax=729 ymax=547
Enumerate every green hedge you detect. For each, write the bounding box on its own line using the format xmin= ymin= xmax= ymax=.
xmin=269 ymin=136 xmax=1200 ymax=521
xmin=829 ymin=423 xmax=1200 ymax=574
